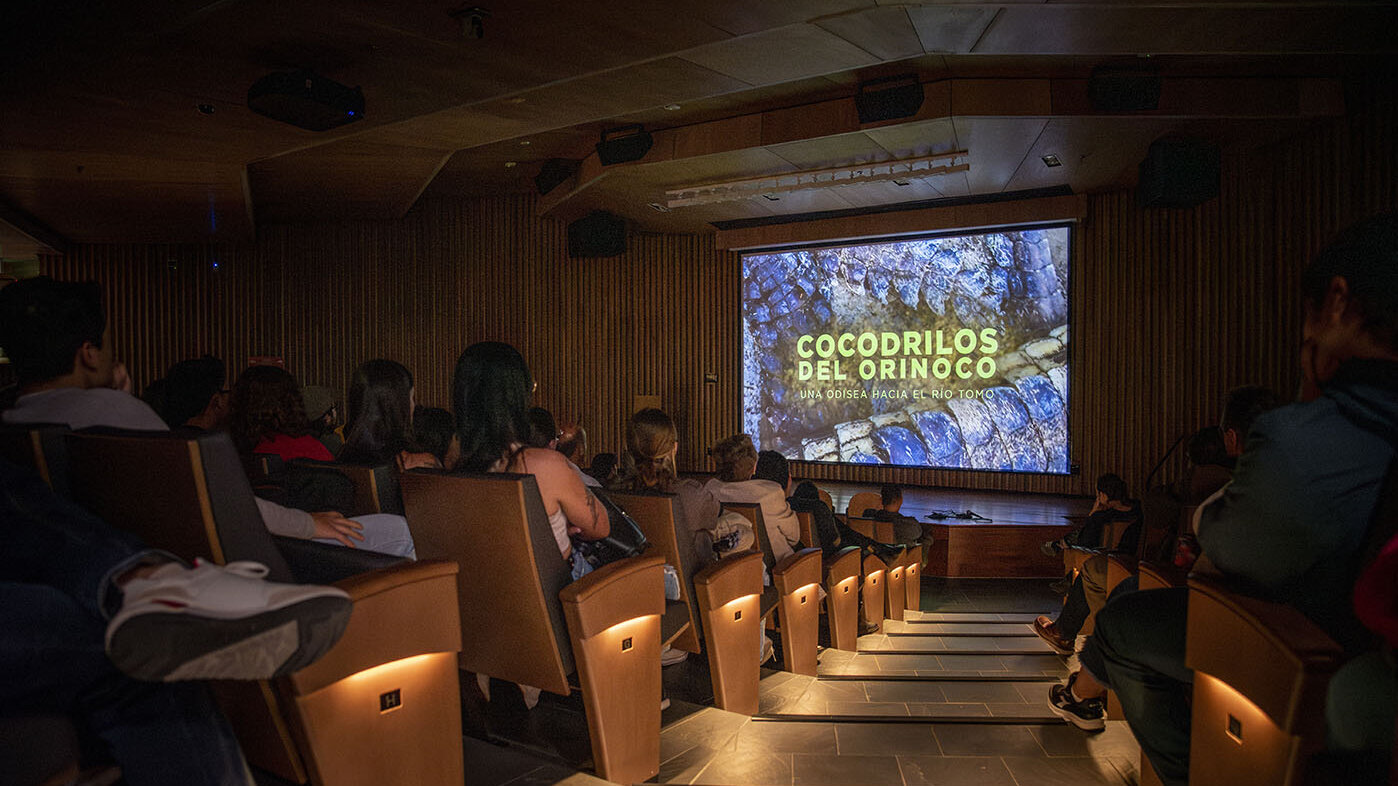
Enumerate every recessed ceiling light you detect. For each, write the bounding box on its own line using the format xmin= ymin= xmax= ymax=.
xmin=1042 ymin=154 xmax=1063 ymax=167
xmin=663 ymin=104 xmax=681 ymax=111
xmin=506 ymin=97 xmax=526 ymax=104
xmin=504 ymin=161 xmax=517 ymax=168
xmin=519 ymin=140 xmax=531 ymax=146
xmin=196 ymin=103 xmax=215 ymax=115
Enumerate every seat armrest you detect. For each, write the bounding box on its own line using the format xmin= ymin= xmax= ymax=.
xmin=273 ymin=536 xmax=408 ymax=584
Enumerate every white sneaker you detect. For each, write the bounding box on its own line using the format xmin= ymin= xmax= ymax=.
xmin=660 ymin=644 xmax=689 ymax=666
xmin=105 ymin=559 xmax=351 ymax=682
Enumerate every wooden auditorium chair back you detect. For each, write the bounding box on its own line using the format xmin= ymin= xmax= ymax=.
xmin=795 ymin=510 xmax=816 ymax=549
xmin=401 ymin=471 xmax=670 ymax=784
xmin=63 ymin=428 xmax=463 ymax=786
xmin=0 ymin=422 xmax=70 ymax=496
xmin=559 ymin=554 xmax=668 ymax=784
xmin=823 ymin=547 xmax=862 ymax=651
xmin=323 ymin=461 xmax=403 ymax=516
xmin=602 ymin=489 xmax=700 ymax=653
xmin=692 ymin=552 xmax=764 ymax=714
xmin=862 ymin=553 xmax=888 ymax=631
xmin=399 ymin=470 xmax=574 ymax=694
xmin=65 ymin=428 xmax=293 ymax=578
xmin=772 ymin=547 xmax=823 ymax=675
xmin=883 ymin=549 xmax=907 ymax=622
xmin=817 ymin=488 xmax=835 ymax=515
xmin=846 ymin=491 xmax=881 ymax=521
xmin=845 ymin=515 xmax=876 ymax=540
xmin=1185 ymin=575 xmax=1344 ymax=786
xmin=901 ymin=545 xmax=923 ymax=612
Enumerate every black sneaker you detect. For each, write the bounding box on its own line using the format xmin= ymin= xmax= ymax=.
xmin=1048 ymin=681 xmax=1106 ymax=732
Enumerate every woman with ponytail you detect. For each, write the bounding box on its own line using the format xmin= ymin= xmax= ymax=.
xmin=611 ymin=408 xmax=748 ymax=568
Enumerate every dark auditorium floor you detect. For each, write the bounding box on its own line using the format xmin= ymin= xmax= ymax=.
xmin=438 ymin=577 xmax=1142 ymax=786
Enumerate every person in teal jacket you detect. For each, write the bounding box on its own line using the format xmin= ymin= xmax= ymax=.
xmin=1045 ymin=213 xmax=1398 ymax=786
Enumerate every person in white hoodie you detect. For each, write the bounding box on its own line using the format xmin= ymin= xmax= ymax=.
xmin=703 ymin=433 xmax=801 ymax=562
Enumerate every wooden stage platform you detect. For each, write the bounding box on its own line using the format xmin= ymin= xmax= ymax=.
xmin=818 ymin=482 xmax=1088 ymax=579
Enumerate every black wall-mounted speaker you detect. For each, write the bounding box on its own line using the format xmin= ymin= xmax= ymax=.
xmin=1138 ymin=138 xmax=1220 ymax=209
xmin=855 ymin=74 xmax=924 ymax=124
xmin=247 ymin=69 xmax=364 ymax=132
xmin=534 ymin=159 xmax=576 ymax=196
xmin=567 ymin=211 xmax=626 ymax=258
xmin=595 ymin=125 xmax=654 ymax=166
xmin=1088 ymin=66 xmax=1162 ymax=112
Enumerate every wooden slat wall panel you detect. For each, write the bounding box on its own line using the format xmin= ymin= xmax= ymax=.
xmin=40 ymin=82 xmax=1395 ymax=496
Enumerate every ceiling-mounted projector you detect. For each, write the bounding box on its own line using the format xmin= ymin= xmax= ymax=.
xmin=247 ymin=69 xmax=364 ymax=132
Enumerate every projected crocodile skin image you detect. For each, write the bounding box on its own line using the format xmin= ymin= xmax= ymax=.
xmin=740 ymin=227 xmax=1070 ymax=473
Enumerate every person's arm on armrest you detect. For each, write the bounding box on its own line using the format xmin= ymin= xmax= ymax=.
xmin=254 ymin=497 xmax=365 ymax=547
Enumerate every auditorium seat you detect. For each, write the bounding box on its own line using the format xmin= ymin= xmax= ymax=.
xmin=0 ymin=422 xmax=70 ymax=497
xmin=846 ymin=514 xmax=896 ymax=543
xmin=320 ymin=461 xmax=403 ymax=515
xmin=1185 ymin=574 xmax=1344 ymax=786
xmin=62 ymin=428 xmax=463 ymax=786
xmin=599 ymin=488 xmax=702 ymax=653
xmin=883 ymin=550 xmax=907 ymax=622
xmin=721 ymin=501 xmax=822 ymax=675
xmin=845 ymin=491 xmax=880 ymax=521
xmin=795 ymin=510 xmax=816 ymax=548
xmin=901 ymin=544 xmax=923 ymax=612
xmin=861 ymin=553 xmax=887 ymax=632
xmin=823 ymin=547 xmax=863 ymax=651
xmin=817 ymin=488 xmax=835 ymax=516
xmin=692 ymin=552 xmax=765 ymax=714
xmin=1138 ymin=560 xmax=1187 ymax=590
xmin=400 ymin=470 xmax=667 ymax=784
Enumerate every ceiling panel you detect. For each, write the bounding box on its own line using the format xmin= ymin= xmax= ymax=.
xmin=688 ymin=0 xmax=877 ymax=37
xmin=978 ymin=5 xmax=1398 ymax=55
xmin=814 ymin=6 xmax=924 ymax=62
xmin=766 ymin=132 xmax=890 ymax=170
xmin=1002 ymin=117 xmax=1174 ymax=194
xmin=677 ymin=23 xmax=882 ymax=86
xmin=950 ymin=117 xmax=1049 ymax=194
xmin=905 ymin=5 xmax=1001 ymax=54
xmin=248 ymin=141 xmax=452 ymax=222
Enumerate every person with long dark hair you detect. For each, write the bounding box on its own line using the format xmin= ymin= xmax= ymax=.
xmin=453 ymin=341 xmax=608 ymax=576
xmin=340 ymin=359 xmax=436 ymax=470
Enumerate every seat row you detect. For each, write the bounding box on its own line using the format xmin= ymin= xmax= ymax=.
xmin=4 ymin=424 xmax=911 ymax=785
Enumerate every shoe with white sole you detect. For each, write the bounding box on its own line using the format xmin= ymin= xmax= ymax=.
xmin=106 ymin=559 xmax=352 ymax=682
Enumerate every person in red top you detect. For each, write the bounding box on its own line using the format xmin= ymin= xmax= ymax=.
xmin=229 ymin=364 xmax=334 ymax=462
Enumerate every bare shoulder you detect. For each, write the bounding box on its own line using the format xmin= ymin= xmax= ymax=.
xmin=520 ymin=446 xmax=571 ymax=476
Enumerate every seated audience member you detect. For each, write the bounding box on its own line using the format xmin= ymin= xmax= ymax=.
xmin=610 ymin=408 xmax=727 ymax=571
xmin=789 ymin=480 xmax=902 ymax=560
xmin=302 ymin=384 xmax=342 ymax=455
xmin=862 ymin=484 xmax=930 ymax=547
xmin=0 ymin=277 xmax=389 ymax=552
xmin=704 ymin=434 xmax=801 ymax=562
xmin=1 ymin=458 xmax=351 ymax=786
xmin=557 ymin=420 xmax=601 ymax=488
xmin=526 ymin=406 xmax=559 ymax=449
xmin=340 ymin=358 xmax=437 ymax=471
xmin=1047 ymin=214 xmax=1398 ymax=785
xmin=163 ymin=355 xmax=229 ymax=430
xmin=230 ymin=364 xmax=333 ymax=462
xmin=413 ymin=405 xmax=461 ymax=468
xmin=453 ymin=341 xmax=608 ymax=580
xmin=1138 ymin=425 xmax=1237 ymax=562
xmin=787 ymin=479 xmax=843 ymax=555
xmin=1034 ymin=386 xmax=1279 ymax=655
xmin=588 ymin=452 xmax=619 ymax=485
